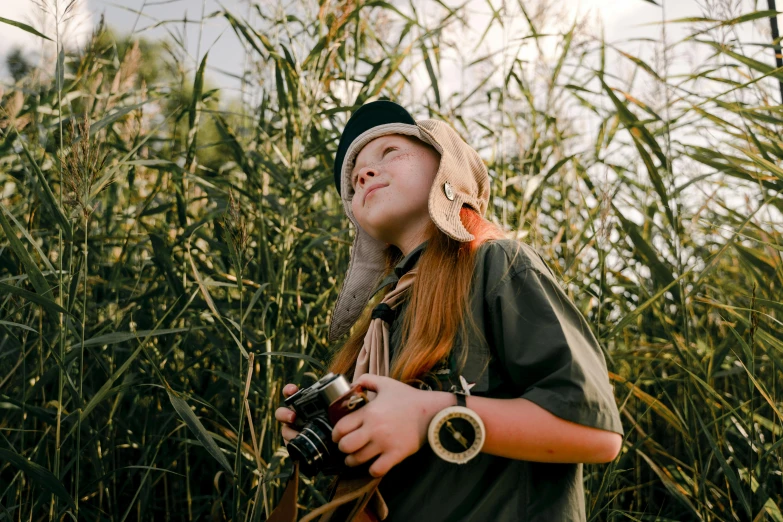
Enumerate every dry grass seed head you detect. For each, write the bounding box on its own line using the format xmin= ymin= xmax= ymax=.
xmin=221 ymin=189 xmax=250 ymax=269
xmin=61 ymin=114 xmax=109 ymax=220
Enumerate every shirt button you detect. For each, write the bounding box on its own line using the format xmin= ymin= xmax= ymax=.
xmin=444 ymin=182 xmax=455 ymax=201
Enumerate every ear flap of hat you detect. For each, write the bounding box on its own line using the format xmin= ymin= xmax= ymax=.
xmin=417 ymin=120 xmax=491 ymax=242
xmin=328 ymin=226 xmax=387 ymax=342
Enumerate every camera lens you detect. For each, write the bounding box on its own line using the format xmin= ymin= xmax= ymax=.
xmin=286 ymin=417 xmax=340 ymax=476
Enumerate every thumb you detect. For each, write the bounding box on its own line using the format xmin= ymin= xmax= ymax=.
xmin=353 ymin=373 xmax=384 ymax=392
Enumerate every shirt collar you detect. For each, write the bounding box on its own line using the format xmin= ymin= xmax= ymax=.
xmin=371 ymin=240 xmax=428 ymax=298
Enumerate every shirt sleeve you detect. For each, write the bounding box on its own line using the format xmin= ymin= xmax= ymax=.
xmin=484 ymin=247 xmax=624 ymax=436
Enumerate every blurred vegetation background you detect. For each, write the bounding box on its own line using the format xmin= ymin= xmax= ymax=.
xmin=1 ymin=0 xmax=782 ymax=520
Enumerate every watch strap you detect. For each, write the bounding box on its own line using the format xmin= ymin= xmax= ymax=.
xmin=454 ymin=392 xmax=467 ymax=408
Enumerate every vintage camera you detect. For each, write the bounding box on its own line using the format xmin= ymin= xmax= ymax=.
xmin=284 ymin=372 xmax=370 ymax=476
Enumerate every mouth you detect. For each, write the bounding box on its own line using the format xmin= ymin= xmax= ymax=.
xmin=363 ymin=184 xmax=387 ymax=204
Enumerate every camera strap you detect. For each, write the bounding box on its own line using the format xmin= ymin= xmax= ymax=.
xmin=264 ymin=461 xmax=386 ymax=522
xmin=299 ymin=473 xmax=386 ymax=522
xmin=265 ymin=461 xmax=300 ymax=522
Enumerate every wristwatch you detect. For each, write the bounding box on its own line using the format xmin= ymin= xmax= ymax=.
xmin=427 ymin=376 xmax=486 ymax=464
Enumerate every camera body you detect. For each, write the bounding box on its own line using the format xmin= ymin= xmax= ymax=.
xmin=284 ymin=372 xmax=370 ymax=476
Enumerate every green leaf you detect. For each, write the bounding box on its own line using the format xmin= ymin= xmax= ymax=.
xmin=599 ymin=77 xmax=675 ymax=228
xmin=551 ymin=21 xmax=575 ymax=90
xmin=254 ymin=350 xmax=326 ymax=371
xmin=614 ymin=49 xmax=664 ymax=83
xmin=189 ymin=53 xmax=208 ymax=132
xmin=636 ymin=450 xmax=702 ymax=520
xmin=55 ymin=47 xmax=65 ymax=90
xmin=0 ymin=202 xmax=51 ymax=300
xmin=167 ymin=389 xmax=234 ymax=476
xmin=149 ymin=233 xmax=186 ymax=298
xmin=302 ymin=35 xmax=327 ymax=69
xmin=613 ymin=205 xmax=678 ymax=296
xmin=80 ymin=328 xmax=198 ymax=348
xmin=90 ymin=102 xmax=150 ymax=136
xmin=0 ymin=320 xmax=38 ymax=333
xmin=690 ymin=398 xmax=752 ymax=518
xmin=81 ymin=296 xmax=188 ymax=420
xmin=123 ymin=159 xmax=173 ymax=167
xmin=717 ymin=9 xmax=780 ymax=26
xmin=698 ymin=40 xmax=783 ymax=82
xmin=0 ymin=283 xmax=71 ymax=318
xmin=420 ymin=41 xmax=441 ymax=108
xmin=602 ymin=270 xmax=690 ymax=340
xmin=690 ymin=193 xmax=772 ymax=291
xmin=612 ymin=375 xmax=688 ymax=438
xmin=727 ymin=326 xmax=783 ymax=423
xmin=762 ymin=498 xmax=783 ymax=522
xmin=187 ymin=243 xmax=248 ymax=358
xmin=0 ymin=16 xmax=52 ymax=41
xmin=13 ymin=133 xmax=73 ymax=240
xmin=222 ymin=10 xmax=267 ymax=59
xmin=0 ymin=449 xmax=74 ymax=508
xmin=0 ymin=203 xmax=55 ymax=273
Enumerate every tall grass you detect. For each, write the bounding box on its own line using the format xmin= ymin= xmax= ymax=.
xmin=0 ymin=0 xmax=781 ymax=520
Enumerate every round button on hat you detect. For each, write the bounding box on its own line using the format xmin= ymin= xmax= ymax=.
xmin=329 ymin=99 xmax=491 ymax=342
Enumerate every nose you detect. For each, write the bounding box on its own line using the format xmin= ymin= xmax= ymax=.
xmin=356 ymin=166 xmax=377 ymax=188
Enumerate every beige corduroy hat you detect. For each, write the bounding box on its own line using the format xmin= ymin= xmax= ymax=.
xmin=328 ymin=100 xmax=490 ymax=342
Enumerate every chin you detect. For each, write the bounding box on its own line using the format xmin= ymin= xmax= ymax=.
xmin=357 ymin=217 xmax=403 ymax=244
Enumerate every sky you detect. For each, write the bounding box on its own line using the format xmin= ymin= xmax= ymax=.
xmin=1 ymin=0 xmax=779 ymax=232
xmin=0 ymin=0 xmax=712 ymax=94
xmin=4 ymin=0 xmax=777 ymax=113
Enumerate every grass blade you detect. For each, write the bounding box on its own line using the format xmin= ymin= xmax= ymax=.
xmin=0 ymin=16 xmax=52 ymax=41
xmin=636 ymin=450 xmax=703 ymax=520
xmin=13 ymin=131 xmax=73 ymax=240
xmin=0 ymin=282 xmax=70 ymax=318
xmin=0 ymin=320 xmax=38 ymax=333
xmin=690 ymin=397 xmax=752 ymax=518
xmin=0 ymin=449 xmax=74 ymax=508
xmin=0 ymin=202 xmax=51 ymax=299
xmin=167 ymin=389 xmax=234 ymax=476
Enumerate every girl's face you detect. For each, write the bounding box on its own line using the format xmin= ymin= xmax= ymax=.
xmin=349 ymin=134 xmax=441 ymax=255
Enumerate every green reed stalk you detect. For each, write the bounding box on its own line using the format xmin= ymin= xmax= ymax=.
xmin=74 ymin=210 xmax=88 ymax=517
xmin=234 ymin=293 xmax=246 ymax=520
xmin=53 ymin=1 xmax=64 ymax=518
xmin=222 ymin=189 xmax=249 ymax=520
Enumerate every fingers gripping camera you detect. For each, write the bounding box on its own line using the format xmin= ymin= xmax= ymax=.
xmin=283 ymin=373 xmax=370 ymax=476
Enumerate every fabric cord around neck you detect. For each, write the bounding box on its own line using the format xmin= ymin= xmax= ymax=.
xmin=352 ymin=267 xmax=418 ymax=382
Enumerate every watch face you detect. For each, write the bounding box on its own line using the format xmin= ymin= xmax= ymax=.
xmin=428 ymin=406 xmax=485 ymax=464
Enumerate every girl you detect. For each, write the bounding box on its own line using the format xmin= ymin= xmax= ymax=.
xmin=275 ymin=99 xmax=624 ymax=521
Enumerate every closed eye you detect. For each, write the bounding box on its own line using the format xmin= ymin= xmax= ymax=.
xmin=352 ymin=146 xmax=397 ymax=189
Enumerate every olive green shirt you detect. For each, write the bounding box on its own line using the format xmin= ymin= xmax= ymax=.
xmin=371 ymin=238 xmax=624 ymax=522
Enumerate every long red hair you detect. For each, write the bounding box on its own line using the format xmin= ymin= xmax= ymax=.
xmin=328 ymin=206 xmax=508 ymax=385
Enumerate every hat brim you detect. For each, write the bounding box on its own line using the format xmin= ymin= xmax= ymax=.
xmin=339 ymin=123 xmax=442 ymax=208
xmin=333 ymin=100 xmax=416 ymax=197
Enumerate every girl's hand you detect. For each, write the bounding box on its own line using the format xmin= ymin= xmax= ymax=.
xmin=275 ymin=383 xmax=300 ymax=445
xmin=331 ymin=374 xmax=453 ymax=477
